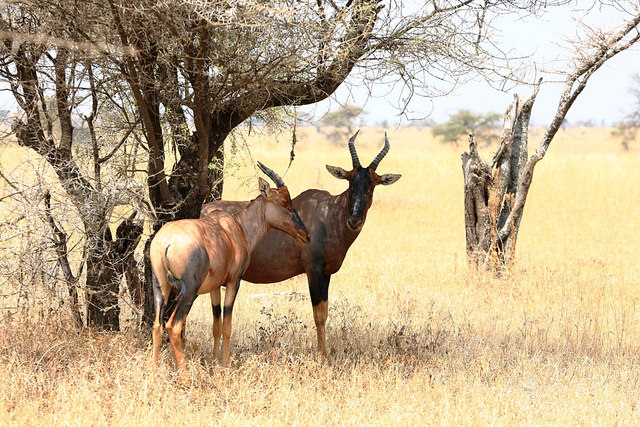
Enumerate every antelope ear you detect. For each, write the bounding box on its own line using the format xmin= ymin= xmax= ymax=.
xmin=326 ymin=165 xmax=349 ymax=180
xmin=378 ymin=173 xmax=401 ymax=185
xmin=258 ymin=177 xmax=271 ymax=196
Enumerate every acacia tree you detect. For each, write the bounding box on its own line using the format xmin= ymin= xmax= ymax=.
xmin=432 ymin=109 xmax=502 ymax=146
xmin=98 ymin=0 xmax=393 ymax=322
xmin=462 ymin=10 xmax=640 ymax=269
xmin=318 ymin=104 xmax=366 ymax=144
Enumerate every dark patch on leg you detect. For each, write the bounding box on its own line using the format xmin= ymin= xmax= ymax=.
xmin=308 ymin=262 xmax=331 ymax=306
xmin=221 ymin=251 xmax=246 ymax=319
xmin=212 ymin=303 xmax=222 ymax=319
xmin=307 ymin=262 xmax=331 ymax=357
xmin=173 ymin=291 xmax=198 ymax=325
xmin=152 ymin=272 xmax=165 ymax=321
xmin=163 ymin=244 xmax=207 ymax=326
xmin=307 ymin=228 xmax=330 ymax=306
xmin=162 ymin=284 xmax=180 ymax=326
xmin=223 ymin=305 xmax=233 ymax=318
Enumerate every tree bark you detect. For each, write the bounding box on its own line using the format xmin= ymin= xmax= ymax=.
xmin=85 ymin=248 xmax=121 ymax=330
xmin=461 ymin=85 xmax=538 ymax=270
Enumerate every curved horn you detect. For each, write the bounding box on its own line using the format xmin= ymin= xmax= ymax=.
xmin=368 ymin=132 xmax=390 ymax=170
xmin=348 ymin=130 xmax=361 ymax=168
xmin=257 ymin=161 xmax=285 ymax=188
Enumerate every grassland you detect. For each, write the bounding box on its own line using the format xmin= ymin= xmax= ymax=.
xmin=0 ymin=126 xmax=639 ymax=425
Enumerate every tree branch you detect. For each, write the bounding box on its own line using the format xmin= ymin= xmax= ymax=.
xmin=500 ymin=13 xmax=640 ymax=242
xmin=54 ymin=48 xmax=73 ymax=157
xmin=217 ymin=0 xmax=384 ymax=125
xmin=43 ymin=191 xmax=84 ymax=327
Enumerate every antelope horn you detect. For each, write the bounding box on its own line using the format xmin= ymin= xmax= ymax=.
xmin=257 ymin=161 xmax=285 ymax=188
xmin=348 ymin=130 xmax=361 ymax=168
xmin=368 ymin=132 xmax=390 ymax=170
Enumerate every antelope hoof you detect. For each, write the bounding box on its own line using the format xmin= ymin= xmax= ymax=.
xmin=176 ymin=370 xmax=191 ymax=388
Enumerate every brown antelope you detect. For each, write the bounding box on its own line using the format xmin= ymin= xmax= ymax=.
xmin=150 ymin=162 xmax=309 ymax=374
xmin=201 ymin=131 xmax=401 ymax=356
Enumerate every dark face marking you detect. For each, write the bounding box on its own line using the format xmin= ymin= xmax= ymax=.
xmin=347 ymin=167 xmax=374 ymax=231
xmin=290 ymin=207 xmax=308 ymax=238
xmin=272 ymin=187 xmax=310 ymax=243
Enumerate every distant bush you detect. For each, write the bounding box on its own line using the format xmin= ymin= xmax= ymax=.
xmin=432 ymin=109 xmax=502 ymax=146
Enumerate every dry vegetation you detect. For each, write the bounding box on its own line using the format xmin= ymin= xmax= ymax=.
xmin=0 ymin=126 xmax=639 ymax=424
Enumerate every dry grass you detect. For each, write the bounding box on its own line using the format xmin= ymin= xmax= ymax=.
xmin=1 ymin=126 xmax=639 ymax=424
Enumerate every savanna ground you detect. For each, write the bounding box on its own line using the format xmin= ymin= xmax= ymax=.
xmin=0 ymin=125 xmax=639 ymax=424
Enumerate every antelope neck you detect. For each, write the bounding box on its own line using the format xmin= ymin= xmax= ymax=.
xmin=232 ymin=197 xmax=269 ymax=251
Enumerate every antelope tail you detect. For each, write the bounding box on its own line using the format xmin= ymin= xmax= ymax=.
xmin=162 ymin=244 xmax=188 ymax=325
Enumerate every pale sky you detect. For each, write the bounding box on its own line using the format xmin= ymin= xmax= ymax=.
xmin=303 ymin=3 xmax=640 ymax=127
xmin=1 ymin=3 xmax=637 ymax=128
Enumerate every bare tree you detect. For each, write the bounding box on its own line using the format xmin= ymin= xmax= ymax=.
xmin=462 ymin=9 xmax=640 ymax=270
xmin=0 ymin=4 xmax=145 ymax=329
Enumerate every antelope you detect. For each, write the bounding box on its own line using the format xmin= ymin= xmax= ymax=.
xmin=150 ymin=162 xmax=309 ymax=374
xmin=201 ymin=131 xmax=401 ymax=356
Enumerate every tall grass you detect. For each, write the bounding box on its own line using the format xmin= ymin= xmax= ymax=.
xmin=0 ymin=126 xmax=639 ymax=424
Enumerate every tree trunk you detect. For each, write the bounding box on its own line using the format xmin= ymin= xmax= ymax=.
xmin=461 ymin=88 xmax=538 ymax=270
xmin=85 ymin=248 xmax=121 ymax=330
xmin=114 ymin=213 xmax=144 ymax=320
xmin=81 ymin=214 xmax=144 ymax=330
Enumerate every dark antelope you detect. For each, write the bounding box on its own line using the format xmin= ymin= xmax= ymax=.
xmin=201 ymin=131 xmax=401 ymax=356
xmin=150 ymin=162 xmax=309 ymax=373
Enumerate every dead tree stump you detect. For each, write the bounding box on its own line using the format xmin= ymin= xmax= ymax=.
xmin=461 ymin=86 xmax=538 ymax=270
